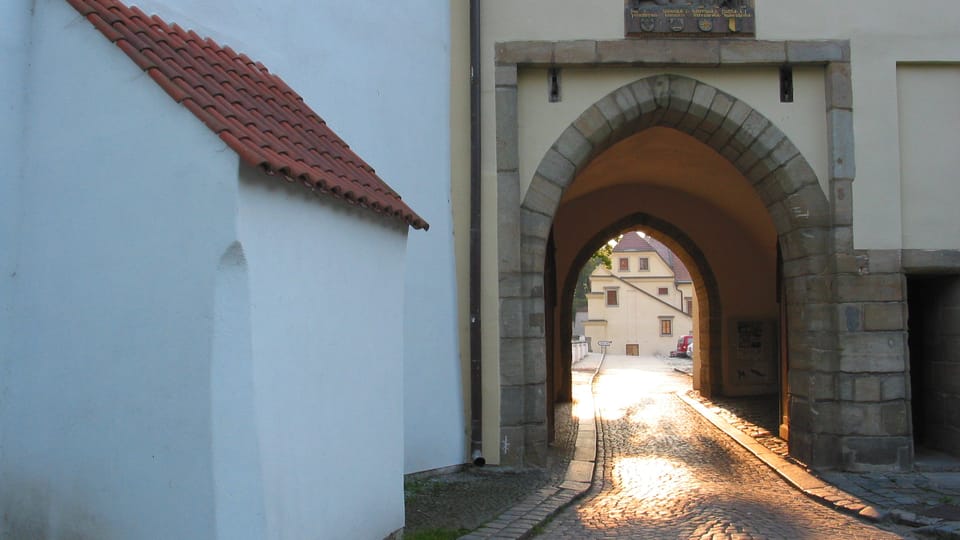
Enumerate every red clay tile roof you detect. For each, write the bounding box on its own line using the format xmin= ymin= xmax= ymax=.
xmin=646 ymin=236 xmax=693 ymax=282
xmin=67 ymin=0 xmax=428 ymax=230
xmin=612 ymin=231 xmax=655 ymax=252
xmin=614 ymin=232 xmax=692 ymax=282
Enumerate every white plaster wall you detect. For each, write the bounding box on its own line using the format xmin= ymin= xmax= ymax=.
xmin=0 ymin=0 xmax=33 ymax=409
xmin=0 ymin=1 xmax=239 ymax=537
xmin=138 ymin=0 xmax=466 ymax=473
xmin=237 ymin=167 xmax=408 ymax=539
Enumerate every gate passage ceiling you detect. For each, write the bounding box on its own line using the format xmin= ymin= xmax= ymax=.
xmin=560 ymin=126 xmax=773 ymax=250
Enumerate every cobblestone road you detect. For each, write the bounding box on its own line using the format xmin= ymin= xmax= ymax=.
xmin=537 ymin=355 xmax=908 ymax=539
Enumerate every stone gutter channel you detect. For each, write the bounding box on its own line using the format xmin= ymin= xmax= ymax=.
xmin=461 ymin=358 xmax=960 ymax=539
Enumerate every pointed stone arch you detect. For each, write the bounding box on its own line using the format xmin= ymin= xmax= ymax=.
xmin=556 ymin=213 xmax=723 ymax=402
xmin=497 ymin=73 xmax=839 ymax=467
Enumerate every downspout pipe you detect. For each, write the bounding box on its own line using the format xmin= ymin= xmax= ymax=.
xmin=468 ymin=0 xmax=485 ymax=467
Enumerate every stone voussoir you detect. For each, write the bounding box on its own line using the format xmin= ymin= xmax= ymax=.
xmin=521 ymin=206 xmax=553 ymax=242
xmin=573 ymin=105 xmax=614 ymax=149
xmin=595 ymin=92 xmax=629 ymax=133
xmin=523 ymin=176 xmax=563 ymax=218
xmin=734 ymin=123 xmax=782 ymax=173
xmin=786 ymin=184 xmax=832 ymax=228
xmin=707 ymin=99 xmax=751 ymax=152
xmin=553 ymin=124 xmax=594 ymax=170
xmin=662 ymin=75 xmax=697 ymax=126
xmin=535 ymin=149 xmax=577 ymax=189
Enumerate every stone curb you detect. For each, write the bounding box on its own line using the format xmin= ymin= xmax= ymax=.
xmin=678 ymin=392 xmax=960 ymax=539
xmin=459 ymin=356 xmax=605 ymax=539
xmin=678 ymin=393 xmax=889 ymax=522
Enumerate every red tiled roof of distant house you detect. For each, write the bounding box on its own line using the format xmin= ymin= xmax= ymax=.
xmin=66 ymin=0 xmax=428 ymax=230
xmin=612 ymin=232 xmax=655 ymax=252
xmin=614 ymin=232 xmax=692 ymax=282
xmin=647 ymin=236 xmax=692 ymax=282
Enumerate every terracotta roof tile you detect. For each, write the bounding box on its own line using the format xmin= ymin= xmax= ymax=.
xmin=614 ymin=232 xmax=693 ymax=283
xmin=67 ymin=0 xmax=428 ymax=230
xmin=612 ymin=232 xmax=655 ymax=252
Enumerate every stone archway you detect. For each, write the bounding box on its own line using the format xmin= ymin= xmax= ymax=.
xmin=497 ymin=73 xmax=837 ymax=467
xmin=554 ymin=212 xmax=723 ymax=411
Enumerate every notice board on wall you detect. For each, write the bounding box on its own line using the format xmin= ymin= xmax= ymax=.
xmin=729 ymin=319 xmax=776 ymax=386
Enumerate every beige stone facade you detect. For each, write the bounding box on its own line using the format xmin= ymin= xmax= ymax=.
xmin=449 ymin=0 xmax=960 ymax=472
xmin=584 ymin=233 xmax=694 ymax=357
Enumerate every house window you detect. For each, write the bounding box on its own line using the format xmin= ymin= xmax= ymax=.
xmin=659 ymin=317 xmax=674 ymax=336
xmin=618 ymin=257 xmax=629 ymax=271
xmin=605 ymin=288 xmax=619 ymax=306
xmin=637 ymin=258 xmax=649 ymax=270
xmin=686 ymin=298 xmax=693 ymax=314
xmin=658 ymin=287 xmax=669 ymax=296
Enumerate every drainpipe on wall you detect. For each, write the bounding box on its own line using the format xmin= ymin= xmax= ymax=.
xmin=468 ymin=0 xmax=485 ymax=467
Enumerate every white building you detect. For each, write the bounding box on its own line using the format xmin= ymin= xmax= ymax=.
xmin=585 ymin=232 xmax=695 ymax=357
xmin=0 ymin=0 xmax=463 ymax=537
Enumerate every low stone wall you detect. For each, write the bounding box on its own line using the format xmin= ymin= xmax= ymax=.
xmin=571 ymin=339 xmax=588 ymax=364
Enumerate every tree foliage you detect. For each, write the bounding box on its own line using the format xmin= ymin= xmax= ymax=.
xmin=572 ymin=238 xmax=618 ymax=311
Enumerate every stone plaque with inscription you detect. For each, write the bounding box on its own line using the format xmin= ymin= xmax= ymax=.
xmin=625 ymin=0 xmax=755 ymax=37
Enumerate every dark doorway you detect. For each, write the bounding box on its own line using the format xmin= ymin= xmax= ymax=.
xmin=907 ymin=275 xmax=960 ymax=457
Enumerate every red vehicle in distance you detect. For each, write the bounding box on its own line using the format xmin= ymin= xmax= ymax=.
xmin=669 ymin=334 xmax=694 ymax=358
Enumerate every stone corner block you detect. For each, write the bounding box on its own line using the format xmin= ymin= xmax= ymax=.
xmin=495 ymin=41 xmax=554 ymax=66
xmin=495 ymin=64 xmax=518 ymax=87
xmin=719 ymin=39 xmax=786 ymax=64
xmin=827 ymin=108 xmax=856 ymax=180
xmin=553 ymin=40 xmax=598 ymax=65
xmin=863 ymin=303 xmax=906 ymax=332
xmin=787 ymin=40 xmax=849 ymax=63
xmin=825 ymin=62 xmax=852 ymax=110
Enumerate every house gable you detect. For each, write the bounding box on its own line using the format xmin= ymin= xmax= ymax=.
xmin=66 ymin=0 xmax=428 ymax=230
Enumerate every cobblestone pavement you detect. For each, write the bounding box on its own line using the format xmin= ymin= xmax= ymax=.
xmin=536 ymin=355 xmax=910 ymax=539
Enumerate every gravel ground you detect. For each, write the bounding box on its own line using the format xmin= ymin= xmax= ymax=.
xmin=403 ymin=403 xmax=578 ymax=537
